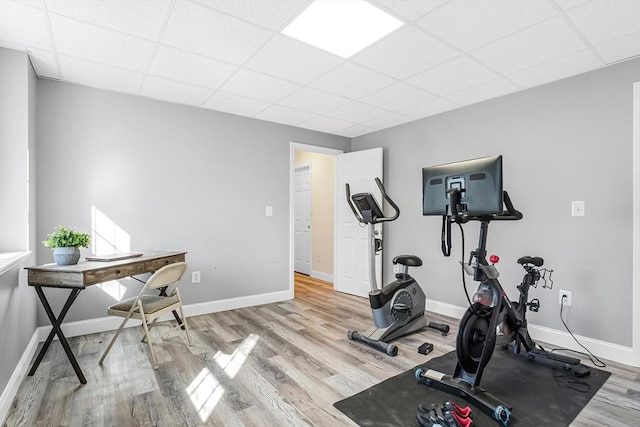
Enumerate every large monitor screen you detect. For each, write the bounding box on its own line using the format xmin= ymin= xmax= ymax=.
xmin=422 ymin=155 xmax=503 ymax=216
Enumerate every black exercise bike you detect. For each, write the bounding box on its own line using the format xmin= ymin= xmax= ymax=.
xmin=416 ymin=191 xmax=583 ymax=425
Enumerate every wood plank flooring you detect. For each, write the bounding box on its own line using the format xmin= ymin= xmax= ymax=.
xmin=4 ymin=273 xmax=639 ymax=426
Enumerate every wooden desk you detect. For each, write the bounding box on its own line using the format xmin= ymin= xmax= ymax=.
xmin=25 ymin=251 xmax=186 ymax=384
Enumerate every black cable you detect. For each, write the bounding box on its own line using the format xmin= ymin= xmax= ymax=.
xmin=558 ymin=298 xmax=607 ymax=368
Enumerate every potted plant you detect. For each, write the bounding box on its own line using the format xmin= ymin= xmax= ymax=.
xmin=43 ymin=226 xmax=91 ymax=266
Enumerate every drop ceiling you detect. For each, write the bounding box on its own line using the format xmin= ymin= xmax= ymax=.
xmin=1 ymin=0 xmax=638 ymax=138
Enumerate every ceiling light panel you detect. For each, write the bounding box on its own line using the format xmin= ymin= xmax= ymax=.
xmin=282 ymin=0 xmax=404 ymax=58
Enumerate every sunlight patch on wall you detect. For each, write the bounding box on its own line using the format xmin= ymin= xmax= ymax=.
xmin=213 ymin=334 xmax=260 ymax=379
xmin=91 ymin=205 xmax=131 ymax=301
xmin=91 ymin=205 xmax=131 ymax=255
xmin=186 ymin=367 xmax=225 ymax=423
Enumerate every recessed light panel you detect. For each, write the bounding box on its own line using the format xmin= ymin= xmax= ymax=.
xmin=282 ymin=0 xmax=404 ymax=58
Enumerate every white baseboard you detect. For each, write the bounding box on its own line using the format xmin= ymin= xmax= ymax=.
xmin=310 ymin=270 xmax=333 ymax=284
xmin=37 ymin=289 xmax=293 ymax=341
xmin=0 ymin=332 xmax=40 ymax=425
xmin=426 ymin=298 xmax=638 ymax=367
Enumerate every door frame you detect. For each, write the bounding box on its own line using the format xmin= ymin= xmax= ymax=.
xmin=289 ymin=142 xmax=344 ymax=298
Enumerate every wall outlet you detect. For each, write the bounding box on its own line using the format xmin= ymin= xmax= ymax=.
xmin=559 ymin=290 xmax=572 ymax=306
xmin=571 ymin=201 xmax=585 ymax=216
xmin=192 ymin=271 xmax=201 ymax=283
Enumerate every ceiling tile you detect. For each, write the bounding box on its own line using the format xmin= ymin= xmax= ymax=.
xmin=309 ymin=62 xmax=395 ymax=99
xmin=471 ymin=16 xmax=587 ymax=75
xmin=401 ymin=97 xmax=459 ymax=119
xmin=149 ymin=45 xmax=237 ymax=89
xmin=567 ymin=0 xmax=640 ymax=45
xmin=508 ymin=49 xmax=601 ymax=88
xmin=352 ymin=26 xmax=459 ymax=79
xmin=140 ymin=76 xmax=214 ymax=106
xmin=279 ymin=87 xmax=350 ymax=114
xmin=246 ymin=35 xmax=343 ymax=84
xmin=595 ymin=31 xmax=640 ymax=64
xmin=161 ymin=0 xmax=273 ymax=65
xmin=221 ymin=69 xmax=300 ymax=103
xmin=339 ymin=123 xmax=377 ymax=138
xmin=27 ymin=48 xmax=60 ymax=79
xmin=363 ymin=112 xmax=414 ymax=130
xmin=254 ymin=104 xmax=315 ymax=126
xmin=445 ymin=77 xmax=519 ymax=106
xmin=59 ymin=55 xmax=144 ymax=94
xmin=360 ymin=82 xmax=435 ymax=110
xmin=44 ymin=0 xmax=171 ymax=40
xmin=203 ymin=91 xmax=270 ymax=116
xmin=555 ymin=1 xmax=590 ymax=11
xmin=194 ymin=0 xmax=311 ymax=31
xmin=325 ymin=100 xmax=388 ymax=123
xmin=49 ymin=14 xmax=156 ymax=72
xmin=0 ymin=1 xmax=52 ymax=51
xmin=417 ymin=0 xmax=556 ymax=51
xmin=371 ymin=0 xmax=447 ymax=21
xmin=298 ymin=116 xmax=354 ymax=134
xmin=407 ymin=56 xmax=499 ymax=95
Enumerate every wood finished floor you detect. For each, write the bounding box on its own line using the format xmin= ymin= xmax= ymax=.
xmin=4 ymin=273 xmax=640 ymax=426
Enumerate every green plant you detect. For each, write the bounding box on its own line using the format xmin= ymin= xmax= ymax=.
xmin=43 ymin=226 xmax=91 ymax=249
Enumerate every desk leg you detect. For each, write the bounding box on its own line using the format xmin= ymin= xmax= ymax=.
xmin=158 ymin=286 xmax=186 ymax=330
xmin=29 ymin=287 xmax=87 ymax=384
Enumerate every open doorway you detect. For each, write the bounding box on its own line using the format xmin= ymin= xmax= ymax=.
xmin=289 ymin=143 xmax=343 ymax=298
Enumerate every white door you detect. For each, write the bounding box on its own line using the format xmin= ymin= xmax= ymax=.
xmin=335 ymin=148 xmax=383 ymax=297
xmin=294 ymin=165 xmax=312 ymax=275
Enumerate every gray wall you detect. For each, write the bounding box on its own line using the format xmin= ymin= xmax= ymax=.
xmin=35 ymin=80 xmax=349 ymax=325
xmin=353 ymin=58 xmax=640 ymax=347
xmin=0 ymin=49 xmax=38 ymax=404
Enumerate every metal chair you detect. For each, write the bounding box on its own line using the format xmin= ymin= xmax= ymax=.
xmin=98 ymin=261 xmax=190 ymax=369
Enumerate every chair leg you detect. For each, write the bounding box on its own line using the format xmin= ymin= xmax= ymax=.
xmin=179 ymin=305 xmax=191 ymax=346
xmin=139 ymin=302 xmax=158 ymax=369
xmin=99 ymin=314 xmax=132 ymax=365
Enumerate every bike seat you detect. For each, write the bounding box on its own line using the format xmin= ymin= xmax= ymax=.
xmin=517 ymin=256 xmax=543 ymax=267
xmin=393 ymin=255 xmax=422 ymax=267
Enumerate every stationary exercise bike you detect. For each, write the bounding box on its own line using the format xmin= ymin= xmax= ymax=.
xmin=345 ymin=177 xmax=449 ymax=356
xmin=416 ymin=155 xmax=583 ymax=425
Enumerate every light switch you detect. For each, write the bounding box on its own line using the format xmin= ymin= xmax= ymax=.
xmin=266 ymin=205 xmax=273 ymax=217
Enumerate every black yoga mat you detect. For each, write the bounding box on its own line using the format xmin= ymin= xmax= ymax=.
xmin=334 ymin=349 xmax=610 ymax=426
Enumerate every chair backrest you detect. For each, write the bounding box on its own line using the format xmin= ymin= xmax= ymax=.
xmin=146 ymin=262 xmax=187 ymax=290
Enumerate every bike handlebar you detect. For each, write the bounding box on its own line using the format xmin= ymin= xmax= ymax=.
xmin=345 ymin=177 xmax=399 ymax=224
